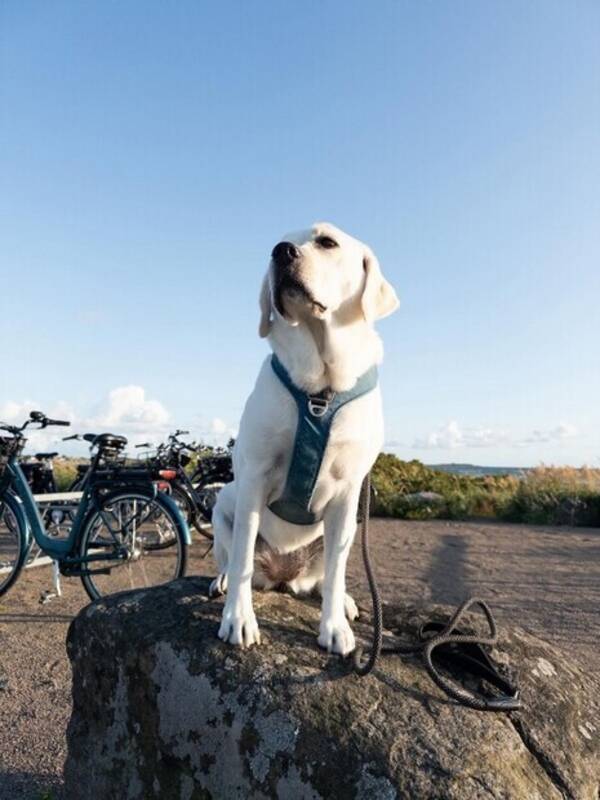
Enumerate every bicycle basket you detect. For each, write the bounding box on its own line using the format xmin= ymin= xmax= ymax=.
xmin=0 ymin=437 xmax=23 ymax=476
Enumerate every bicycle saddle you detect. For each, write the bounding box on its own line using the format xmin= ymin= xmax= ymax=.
xmin=35 ymin=452 xmax=58 ymax=459
xmin=86 ymin=433 xmax=128 ymax=450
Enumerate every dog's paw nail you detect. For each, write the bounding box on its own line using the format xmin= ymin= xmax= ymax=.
xmin=243 ymin=623 xmax=261 ymax=648
xmin=218 ymin=607 xmax=260 ymax=648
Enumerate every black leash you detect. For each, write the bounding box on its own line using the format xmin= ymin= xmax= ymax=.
xmin=352 ymin=475 xmax=521 ymax=712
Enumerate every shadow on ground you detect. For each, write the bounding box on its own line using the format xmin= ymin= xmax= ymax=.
xmin=0 ymin=770 xmax=64 ymax=799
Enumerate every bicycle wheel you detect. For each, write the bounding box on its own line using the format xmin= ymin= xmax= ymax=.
xmin=0 ymin=494 xmax=28 ymax=596
xmin=79 ymin=491 xmax=187 ymax=601
xmin=193 ymin=480 xmax=226 ymax=532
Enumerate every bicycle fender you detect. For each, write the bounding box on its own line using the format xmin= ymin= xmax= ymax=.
xmin=157 ymin=490 xmax=193 ymax=545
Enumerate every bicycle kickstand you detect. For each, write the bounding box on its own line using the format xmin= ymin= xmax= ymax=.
xmin=39 ymin=560 xmax=63 ymax=605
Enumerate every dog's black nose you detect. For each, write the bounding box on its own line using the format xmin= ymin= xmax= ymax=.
xmin=272 ymin=241 xmax=300 ymax=267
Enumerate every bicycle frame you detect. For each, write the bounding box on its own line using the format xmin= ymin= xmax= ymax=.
xmin=7 ymin=459 xmax=94 ymax=559
xmin=5 ymin=456 xmax=192 ymax=567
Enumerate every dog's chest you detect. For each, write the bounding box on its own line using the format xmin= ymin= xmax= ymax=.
xmin=264 ymin=386 xmax=382 ymax=509
xmin=238 ymin=357 xmax=383 ymax=505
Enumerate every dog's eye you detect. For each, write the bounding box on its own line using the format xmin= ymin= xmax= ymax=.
xmin=315 ymin=236 xmax=338 ymax=249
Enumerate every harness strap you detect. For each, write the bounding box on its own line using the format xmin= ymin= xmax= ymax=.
xmin=268 ymin=355 xmax=378 ymax=525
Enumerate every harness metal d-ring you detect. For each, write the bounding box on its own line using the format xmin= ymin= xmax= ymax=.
xmin=308 ymin=396 xmax=331 ymax=417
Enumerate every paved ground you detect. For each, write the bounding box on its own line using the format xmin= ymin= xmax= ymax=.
xmin=0 ymin=518 xmax=599 ymax=800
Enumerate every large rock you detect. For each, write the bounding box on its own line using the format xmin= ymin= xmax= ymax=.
xmin=64 ymin=577 xmax=600 ymax=800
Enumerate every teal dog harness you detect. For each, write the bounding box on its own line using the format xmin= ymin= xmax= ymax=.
xmin=268 ymin=354 xmax=378 ymax=525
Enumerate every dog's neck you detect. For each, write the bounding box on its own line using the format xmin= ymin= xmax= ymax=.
xmin=269 ymin=312 xmax=383 ymax=394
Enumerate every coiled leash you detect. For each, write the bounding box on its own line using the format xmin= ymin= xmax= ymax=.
xmin=352 ymin=475 xmax=522 ymax=712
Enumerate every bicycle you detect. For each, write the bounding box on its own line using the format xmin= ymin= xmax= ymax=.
xmin=189 ymin=438 xmax=234 ymax=525
xmin=136 ymin=430 xmax=233 ymax=542
xmin=19 ymin=450 xmax=59 ymax=494
xmin=0 ymin=411 xmax=191 ymax=601
xmin=19 ymin=449 xmax=70 ymax=529
xmin=65 ymin=430 xmax=210 ymax=541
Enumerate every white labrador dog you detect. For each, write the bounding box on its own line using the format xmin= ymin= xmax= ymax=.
xmin=211 ymin=222 xmax=399 ymax=655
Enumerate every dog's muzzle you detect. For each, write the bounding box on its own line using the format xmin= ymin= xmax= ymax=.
xmin=270 ymin=241 xmax=328 ymax=319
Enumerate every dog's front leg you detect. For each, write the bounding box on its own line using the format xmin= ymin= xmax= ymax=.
xmin=319 ymin=490 xmax=360 ymax=656
xmin=218 ymin=478 xmax=263 ymax=648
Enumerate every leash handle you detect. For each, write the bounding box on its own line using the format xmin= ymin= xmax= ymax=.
xmin=419 ymin=598 xmax=521 ymax=712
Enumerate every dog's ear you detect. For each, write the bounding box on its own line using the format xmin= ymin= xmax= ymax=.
xmin=258 ymin=274 xmax=272 ymax=337
xmin=361 ymin=247 xmax=399 ymax=323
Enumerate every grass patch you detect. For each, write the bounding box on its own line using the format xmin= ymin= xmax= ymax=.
xmin=371 ymin=455 xmax=600 ymax=526
xmin=54 ymin=458 xmax=80 ymax=491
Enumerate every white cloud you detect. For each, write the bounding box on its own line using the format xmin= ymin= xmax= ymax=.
xmin=1 ymin=388 xmax=237 ymax=453
xmin=190 ymin=416 xmax=238 ymax=447
xmin=0 ymin=399 xmax=76 ymax=451
xmin=515 ymin=423 xmax=578 ymax=448
xmin=384 ymin=438 xmax=405 ymax=449
xmin=87 ymin=385 xmax=170 ymax=443
xmin=410 ymin=420 xmax=579 ymax=451
xmin=57 ymin=385 xmax=174 ymax=448
xmin=211 ymin=417 xmax=228 ymax=435
xmin=413 ymin=420 xmax=506 ymax=450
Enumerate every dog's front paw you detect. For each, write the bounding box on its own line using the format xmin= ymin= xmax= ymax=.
xmin=218 ymin=602 xmax=261 ymax=648
xmin=318 ymin=616 xmax=355 ymax=655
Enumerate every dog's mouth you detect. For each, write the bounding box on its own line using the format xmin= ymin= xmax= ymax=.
xmin=274 ymin=276 xmax=328 ymax=319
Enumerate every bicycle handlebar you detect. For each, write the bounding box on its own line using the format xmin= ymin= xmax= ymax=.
xmin=0 ymin=411 xmax=71 ymax=436
xmin=29 ymin=411 xmax=70 ymax=428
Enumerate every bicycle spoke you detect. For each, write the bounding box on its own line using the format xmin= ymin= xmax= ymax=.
xmin=139 ymin=557 xmax=150 ymax=588
xmin=127 ymin=562 xmax=135 ymax=590
xmin=98 ymin=509 xmax=122 ymax=540
xmin=80 ymin=492 xmax=186 ymax=600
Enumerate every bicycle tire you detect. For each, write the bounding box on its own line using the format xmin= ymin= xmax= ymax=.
xmin=79 ymin=490 xmax=188 ymax=601
xmin=0 ymin=492 xmax=29 ymax=597
xmin=192 ymin=467 xmax=230 ymax=527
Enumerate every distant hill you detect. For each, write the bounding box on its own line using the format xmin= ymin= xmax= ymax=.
xmin=427 ymin=463 xmax=527 ymax=477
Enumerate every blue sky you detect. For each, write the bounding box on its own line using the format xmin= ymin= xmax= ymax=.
xmin=1 ymin=1 xmax=599 ymax=465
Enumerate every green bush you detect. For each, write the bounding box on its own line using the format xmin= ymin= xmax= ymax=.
xmin=54 ymin=459 xmax=79 ymax=491
xmin=370 ymin=454 xmax=600 ymax=527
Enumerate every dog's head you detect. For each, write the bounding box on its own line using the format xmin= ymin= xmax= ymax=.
xmin=259 ymin=223 xmax=399 ymax=337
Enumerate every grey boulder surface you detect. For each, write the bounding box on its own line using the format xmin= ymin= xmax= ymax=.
xmin=64 ymin=577 xmax=599 ymax=800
